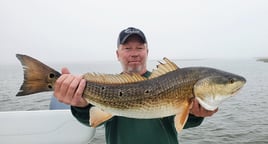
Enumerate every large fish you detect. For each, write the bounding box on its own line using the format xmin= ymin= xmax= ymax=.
xmin=16 ymin=54 xmax=246 ymax=132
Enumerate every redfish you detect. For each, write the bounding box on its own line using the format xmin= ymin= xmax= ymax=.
xmin=16 ymin=54 xmax=246 ymax=132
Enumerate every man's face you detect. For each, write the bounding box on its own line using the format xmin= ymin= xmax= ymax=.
xmin=116 ymin=35 xmax=148 ymax=74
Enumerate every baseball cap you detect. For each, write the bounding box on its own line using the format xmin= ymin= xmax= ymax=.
xmin=117 ymin=27 xmax=147 ymax=47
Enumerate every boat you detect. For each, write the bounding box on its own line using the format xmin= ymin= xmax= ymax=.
xmin=0 ymin=96 xmax=96 ymax=144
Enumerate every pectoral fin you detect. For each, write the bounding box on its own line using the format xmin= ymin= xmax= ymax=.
xmin=89 ymin=107 xmax=113 ymax=127
xmin=174 ymin=101 xmax=193 ymax=132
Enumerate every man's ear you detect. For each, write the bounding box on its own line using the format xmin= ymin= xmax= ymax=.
xmin=116 ymin=50 xmax=120 ymax=60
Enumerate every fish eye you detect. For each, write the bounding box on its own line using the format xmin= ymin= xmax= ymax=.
xmin=229 ymin=78 xmax=234 ymax=84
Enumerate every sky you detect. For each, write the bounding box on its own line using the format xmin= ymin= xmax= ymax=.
xmin=0 ymin=0 xmax=268 ymax=64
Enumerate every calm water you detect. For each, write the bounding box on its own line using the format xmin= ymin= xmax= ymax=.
xmin=0 ymin=59 xmax=267 ymax=144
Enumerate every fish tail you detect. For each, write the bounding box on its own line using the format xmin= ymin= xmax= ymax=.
xmin=16 ymin=54 xmax=61 ymax=96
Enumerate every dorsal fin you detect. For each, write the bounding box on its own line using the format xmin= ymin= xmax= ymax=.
xmin=83 ymin=72 xmax=147 ymax=84
xmin=149 ymin=57 xmax=179 ymax=79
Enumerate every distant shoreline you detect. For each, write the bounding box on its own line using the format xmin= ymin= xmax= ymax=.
xmin=257 ymin=58 xmax=268 ymax=63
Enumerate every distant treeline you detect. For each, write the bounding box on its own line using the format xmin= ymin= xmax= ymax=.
xmin=257 ymin=58 xmax=268 ymax=63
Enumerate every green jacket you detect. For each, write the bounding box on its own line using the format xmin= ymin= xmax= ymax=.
xmin=71 ymin=71 xmax=204 ymax=144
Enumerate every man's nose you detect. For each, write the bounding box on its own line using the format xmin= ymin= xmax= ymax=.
xmin=130 ymin=50 xmax=139 ymax=57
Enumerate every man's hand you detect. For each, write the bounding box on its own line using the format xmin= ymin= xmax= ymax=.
xmin=190 ymin=98 xmax=218 ymax=117
xmin=54 ymin=67 xmax=88 ymax=107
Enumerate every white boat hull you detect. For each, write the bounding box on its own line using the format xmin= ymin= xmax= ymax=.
xmin=0 ymin=110 xmax=95 ymax=144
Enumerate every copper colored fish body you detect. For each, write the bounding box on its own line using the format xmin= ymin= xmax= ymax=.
xmin=16 ymin=54 xmax=246 ymax=132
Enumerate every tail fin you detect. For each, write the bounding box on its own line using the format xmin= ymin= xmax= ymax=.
xmin=16 ymin=54 xmax=61 ymax=96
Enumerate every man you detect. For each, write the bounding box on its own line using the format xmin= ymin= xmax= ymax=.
xmin=54 ymin=27 xmax=218 ymax=144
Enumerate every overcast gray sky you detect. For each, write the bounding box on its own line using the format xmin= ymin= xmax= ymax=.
xmin=0 ymin=0 xmax=268 ymax=64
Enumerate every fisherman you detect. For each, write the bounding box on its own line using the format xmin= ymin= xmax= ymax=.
xmin=53 ymin=27 xmax=218 ymax=144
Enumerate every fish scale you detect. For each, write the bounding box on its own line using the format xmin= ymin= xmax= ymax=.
xmin=84 ymin=69 xmax=195 ymax=114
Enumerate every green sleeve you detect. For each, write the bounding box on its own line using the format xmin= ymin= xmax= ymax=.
xmin=71 ymin=104 xmax=92 ymax=126
xmin=183 ymin=114 xmax=204 ymax=129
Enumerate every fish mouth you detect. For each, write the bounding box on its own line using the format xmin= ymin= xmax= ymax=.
xmin=231 ymin=87 xmax=243 ymax=95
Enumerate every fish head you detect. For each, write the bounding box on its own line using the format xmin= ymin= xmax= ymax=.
xmin=193 ymin=74 xmax=246 ymax=111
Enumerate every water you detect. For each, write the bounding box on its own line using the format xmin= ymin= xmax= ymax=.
xmin=0 ymin=59 xmax=267 ymax=144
